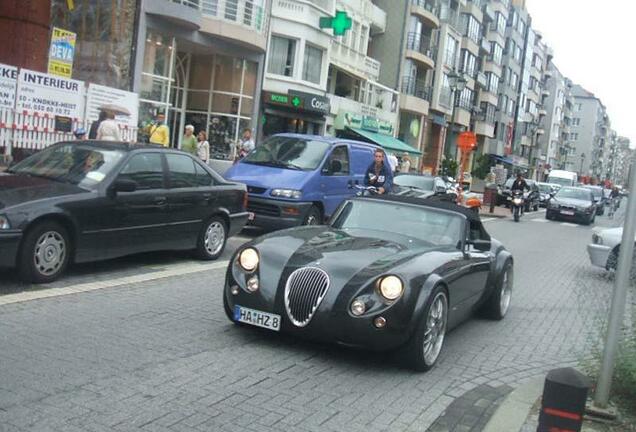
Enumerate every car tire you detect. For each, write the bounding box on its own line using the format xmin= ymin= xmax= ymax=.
xmin=482 ymin=261 xmax=513 ymax=320
xmin=195 ymin=216 xmax=227 ymax=260
xmin=18 ymin=221 xmax=71 ymax=283
xmin=403 ymin=286 xmax=449 ymax=372
xmin=303 ymin=206 xmax=322 ymax=226
xmin=534 ymin=203 xmax=539 ymax=212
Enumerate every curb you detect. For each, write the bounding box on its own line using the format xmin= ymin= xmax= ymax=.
xmin=482 ymin=377 xmax=544 ymax=432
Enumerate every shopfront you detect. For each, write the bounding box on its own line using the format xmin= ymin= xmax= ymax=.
xmin=261 ymin=91 xmax=330 ymax=138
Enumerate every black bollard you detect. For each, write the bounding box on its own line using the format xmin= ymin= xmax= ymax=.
xmin=537 ymin=368 xmax=590 ymax=432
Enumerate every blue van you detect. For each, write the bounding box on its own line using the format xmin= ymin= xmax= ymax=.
xmin=224 ymin=133 xmax=382 ymax=230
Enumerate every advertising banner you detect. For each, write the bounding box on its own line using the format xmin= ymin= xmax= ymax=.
xmin=48 ymin=27 xmax=77 ymax=78
xmin=16 ymin=68 xmax=85 ymax=118
xmin=85 ymin=83 xmax=139 ymax=127
xmin=0 ymin=63 xmax=18 ymax=109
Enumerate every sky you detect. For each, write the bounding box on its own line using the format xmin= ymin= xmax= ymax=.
xmin=526 ymin=0 xmax=635 ymax=147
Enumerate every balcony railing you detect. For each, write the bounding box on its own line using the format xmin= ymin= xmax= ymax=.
xmin=168 ymin=0 xmax=269 ymax=32
xmin=401 ymin=76 xmax=432 ymax=101
xmin=411 ymin=0 xmax=440 ymax=16
xmin=405 ymin=32 xmax=436 ymax=60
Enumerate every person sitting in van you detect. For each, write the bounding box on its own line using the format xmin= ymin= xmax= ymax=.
xmin=365 ymin=149 xmax=393 ymax=194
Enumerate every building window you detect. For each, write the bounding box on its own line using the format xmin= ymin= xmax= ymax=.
xmin=456 ymin=87 xmax=473 ymax=110
xmin=460 ymin=49 xmax=477 ymax=77
xmin=572 ymin=118 xmax=581 ymax=126
xmin=440 ymin=73 xmax=452 ymax=108
xmin=302 ymin=44 xmax=323 ymax=84
xmin=518 ymin=19 xmax=526 ymax=36
xmin=575 ymin=103 xmax=583 ymax=111
xmin=490 ymin=42 xmax=503 ymax=65
xmin=514 ymin=46 xmax=522 ymax=63
xmin=571 ymin=133 xmax=579 ymax=141
xmin=486 ymin=72 xmax=499 ymax=94
xmin=480 ymin=102 xmax=496 ymax=124
xmin=493 ymin=12 xmax=506 ymax=35
xmin=511 ymin=72 xmax=518 ymax=89
xmin=462 ymin=14 xmax=481 ymax=44
xmin=507 ymin=98 xmax=515 ymax=116
xmin=445 ymin=35 xmax=458 ymax=67
xmin=359 ymin=25 xmax=368 ymax=54
xmin=509 ymin=10 xmax=519 ymax=28
xmin=268 ymin=36 xmax=296 ymax=77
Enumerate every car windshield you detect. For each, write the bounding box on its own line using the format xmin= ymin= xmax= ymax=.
xmin=538 ymin=183 xmax=553 ymax=193
xmin=584 ymin=187 xmax=603 ymax=199
xmin=242 ymin=136 xmax=330 ymax=171
xmin=7 ymin=142 xmax=124 ymax=189
xmin=331 ymin=200 xmax=464 ymax=247
xmin=547 ymin=176 xmax=573 ymax=187
xmin=556 ymin=187 xmax=592 ymax=201
xmin=394 ymin=175 xmax=435 ymax=191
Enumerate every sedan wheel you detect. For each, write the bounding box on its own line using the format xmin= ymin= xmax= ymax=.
xmin=19 ymin=221 xmax=70 ymax=283
xmin=482 ymin=262 xmax=513 ymax=320
xmin=303 ymin=206 xmax=321 ymax=226
xmin=196 ymin=217 xmax=227 ymax=260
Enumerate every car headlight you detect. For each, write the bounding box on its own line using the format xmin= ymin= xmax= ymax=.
xmin=378 ymin=275 xmax=404 ymax=301
xmin=592 ymin=233 xmax=603 ymax=245
xmin=0 ymin=215 xmax=10 ymax=230
xmin=271 ymin=189 xmax=302 ymax=199
xmin=238 ymin=247 xmax=259 ymax=272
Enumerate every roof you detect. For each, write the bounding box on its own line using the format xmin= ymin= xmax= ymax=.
xmin=365 ymin=194 xmax=481 ymax=223
xmin=271 ymin=133 xmax=380 ymax=150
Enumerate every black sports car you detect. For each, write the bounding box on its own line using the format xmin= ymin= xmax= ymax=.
xmin=223 ymin=196 xmax=514 ymax=371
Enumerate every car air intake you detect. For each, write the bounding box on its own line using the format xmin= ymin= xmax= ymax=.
xmin=284 ymin=267 xmax=330 ymax=327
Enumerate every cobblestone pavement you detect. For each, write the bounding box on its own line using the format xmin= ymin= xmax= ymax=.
xmin=0 ymin=211 xmax=623 ymax=431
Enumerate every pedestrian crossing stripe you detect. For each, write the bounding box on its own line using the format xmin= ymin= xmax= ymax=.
xmin=560 ymin=222 xmax=578 ymax=227
xmin=531 ymin=219 xmax=549 ymax=223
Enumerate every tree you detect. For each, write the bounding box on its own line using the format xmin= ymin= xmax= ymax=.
xmin=472 ymin=154 xmax=492 ymax=180
xmin=440 ymin=157 xmax=458 ymax=178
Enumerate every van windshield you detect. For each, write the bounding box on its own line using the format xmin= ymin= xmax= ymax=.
xmin=547 ymin=176 xmax=573 ymax=187
xmin=242 ymin=137 xmax=331 ymax=171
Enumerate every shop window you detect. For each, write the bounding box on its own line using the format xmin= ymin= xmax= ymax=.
xmin=212 ymin=94 xmax=239 ymax=115
xmin=209 ymin=116 xmax=237 ymax=155
xmin=243 ymin=61 xmax=258 ymax=95
xmin=214 ymin=56 xmax=242 ymax=93
xmin=187 ymin=91 xmax=209 ymax=111
xmin=268 ymin=36 xmax=296 ymax=77
xmin=240 ymin=97 xmax=254 ymax=117
xmin=302 ymin=45 xmax=323 ymax=84
xmin=189 ymin=57 xmax=213 ymax=90
xmin=118 ymin=154 xmax=164 ymax=190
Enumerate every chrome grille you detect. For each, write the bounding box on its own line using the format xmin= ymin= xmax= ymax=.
xmin=284 ymin=267 xmax=330 ymax=327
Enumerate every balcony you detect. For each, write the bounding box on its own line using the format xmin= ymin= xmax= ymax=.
xmin=370 ymin=2 xmax=387 ymax=33
xmin=331 ymin=41 xmax=382 ymax=81
xmin=482 ymin=2 xmax=495 ymax=21
xmin=148 ymin=0 xmax=203 ymax=28
xmin=405 ymin=33 xmax=436 ymax=70
xmin=544 ymin=70 xmax=553 ymax=79
xmin=542 ymin=89 xmax=550 ymax=98
xmin=480 ymin=39 xmax=491 ymax=55
xmin=400 ymin=77 xmax=431 ymax=114
xmin=328 ymin=93 xmax=399 ymax=125
xmin=476 ymin=72 xmax=488 ymax=89
xmin=538 ymin=108 xmax=547 ymax=117
xmin=410 ymin=0 xmax=440 ymax=29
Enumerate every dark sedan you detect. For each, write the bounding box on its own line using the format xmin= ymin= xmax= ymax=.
xmin=393 ymin=174 xmax=456 ymax=202
xmin=583 ymin=185 xmax=606 ymax=215
xmin=546 ymin=186 xmax=597 ymax=224
xmin=223 ymin=196 xmax=513 ymax=371
xmin=0 ymin=141 xmax=249 ymax=282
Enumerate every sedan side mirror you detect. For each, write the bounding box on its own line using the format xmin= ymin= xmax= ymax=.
xmin=112 ymin=179 xmax=137 ymax=193
xmin=468 ymin=239 xmax=491 ymax=252
xmin=435 ymin=185 xmax=447 ymax=194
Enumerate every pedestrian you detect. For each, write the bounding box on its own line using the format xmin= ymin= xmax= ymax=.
xmin=88 ymin=110 xmax=107 ymax=139
xmin=400 ymin=153 xmax=411 ymax=173
xmin=236 ymin=128 xmax=255 ymax=160
xmin=387 ymin=152 xmax=398 ymax=174
xmin=96 ymin=111 xmax=122 ymax=141
xmin=181 ymin=124 xmax=198 ymax=155
xmin=364 ymin=149 xmax=393 ymax=195
xmin=149 ymin=113 xmax=170 ymax=147
xmin=197 ymin=131 xmax=210 ymax=163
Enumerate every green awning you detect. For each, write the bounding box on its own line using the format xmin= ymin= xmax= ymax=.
xmin=347 ymin=127 xmax=422 ymax=156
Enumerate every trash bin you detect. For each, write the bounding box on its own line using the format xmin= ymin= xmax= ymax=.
xmin=483 ymin=185 xmax=498 ymax=213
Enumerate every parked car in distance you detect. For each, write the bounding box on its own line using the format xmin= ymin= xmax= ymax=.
xmin=582 ymin=185 xmax=606 ymax=215
xmin=537 ymin=182 xmax=557 ymax=207
xmin=224 ymin=196 xmax=513 ymax=371
xmin=393 ymin=174 xmax=456 ymax=201
xmin=546 ymin=186 xmax=596 ymax=225
xmin=0 ymin=141 xmax=248 ymax=282
xmin=224 ymin=134 xmax=382 ymax=230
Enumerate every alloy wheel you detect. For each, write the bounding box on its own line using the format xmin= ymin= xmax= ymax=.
xmin=422 ymin=292 xmax=448 ymax=366
xmin=500 ymin=267 xmax=513 ymax=316
xmin=204 ymin=221 xmax=225 ymax=256
xmin=33 ymin=231 xmax=66 ymax=276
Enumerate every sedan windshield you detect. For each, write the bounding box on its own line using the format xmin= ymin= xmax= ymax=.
xmin=394 ymin=175 xmax=435 ymax=191
xmin=556 ymin=187 xmax=592 ymax=201
xmin=331 ymin=200 xmax=464 ymax=247
xmin=8 ymin=142 xmax=124 ymax=189
xmin=242 ymin=136 xmax=330 ymax=171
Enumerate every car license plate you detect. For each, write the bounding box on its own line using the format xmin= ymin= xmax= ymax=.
xmin=560 ymin=210 xmax=575 ymax=216
xmin=234 ymin=305 xmax=281 ymax=331
xmin=248 ymin=212 xmax=255 ymax=221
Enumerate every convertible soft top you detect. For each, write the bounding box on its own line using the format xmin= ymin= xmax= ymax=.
xmin=367 ymin=194 xmax=481 ymax=222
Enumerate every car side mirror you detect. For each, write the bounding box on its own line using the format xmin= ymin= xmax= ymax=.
xmin=112 ymin=179 xmax=137 ymax=193
xmin=468 ymin=239 xmax=491 ymax=252
xmin=435 ymin=185 xmax=446 ymax=194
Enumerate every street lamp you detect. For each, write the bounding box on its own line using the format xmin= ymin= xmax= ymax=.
xmin=443 ymin=70 xmax=468 ymax=171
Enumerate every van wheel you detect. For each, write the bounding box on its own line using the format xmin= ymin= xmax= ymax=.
xmin=19 ymin=221 xmax=70 ymax=283
xmin=303 ymin=206 xmax=321 ymax=226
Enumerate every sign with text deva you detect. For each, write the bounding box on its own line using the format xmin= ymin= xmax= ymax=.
xmin=48 ymin=27 xmax=77 ymax=78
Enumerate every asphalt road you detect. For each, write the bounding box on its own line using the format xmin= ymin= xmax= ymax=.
xmin=0 ymin=209 xmax=629 ymax=432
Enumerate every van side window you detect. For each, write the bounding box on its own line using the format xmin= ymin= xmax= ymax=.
xmin=324 ymin=145 xmax=350 ymax=176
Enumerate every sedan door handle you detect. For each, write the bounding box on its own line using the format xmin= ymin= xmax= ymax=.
xmin=154 ymin=196 xmax=167 ymax=206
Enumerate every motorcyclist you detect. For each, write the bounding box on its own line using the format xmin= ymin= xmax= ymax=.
xmin=364 ymin=149 xmax=393 ymax=194
xmin=510 ymin=172 xmax=529 ymax=214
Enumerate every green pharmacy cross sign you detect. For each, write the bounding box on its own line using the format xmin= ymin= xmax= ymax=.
xmin=291 ymin=96 xmax=301 ymax=107
xmin=319 ymin=10 xmax=352 ymax=36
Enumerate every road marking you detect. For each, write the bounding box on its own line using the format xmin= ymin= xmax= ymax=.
xmin=0 ymin=260 xmax=230 ymax=307
xmin=560 ymin=222 xmax=578 ymax=227
xmin=531 ymin=218 xmax=548 ymax=223
xmin=481 ymin=218 xmax=497 ymax=222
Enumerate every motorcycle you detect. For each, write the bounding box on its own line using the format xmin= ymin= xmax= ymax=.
xmin=508 ymin=190 xmax=525 ymax=222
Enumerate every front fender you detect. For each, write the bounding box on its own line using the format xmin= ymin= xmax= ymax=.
xmin=405 ymin=273 xmax=445 ymax=340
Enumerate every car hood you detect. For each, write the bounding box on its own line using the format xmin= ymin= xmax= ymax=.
xmin=551 ymin=197 xmax=592 ymax=207
xmin=250 ymin=226 xmax=447 ymax=289
xmin=224 ymin=162 xmax=309 ymax=191
xmin=0 ymin=172 xmax=86 ymax=210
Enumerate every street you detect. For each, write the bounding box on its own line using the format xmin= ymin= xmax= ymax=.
xmin=0 ymin=210 xmax=626 ymax=432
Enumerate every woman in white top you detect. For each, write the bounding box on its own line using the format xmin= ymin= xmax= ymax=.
xmin=197 ymin=131 xmax=210 ymax=163
xmin=96 ymin=111 xmax=122 ymax=141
